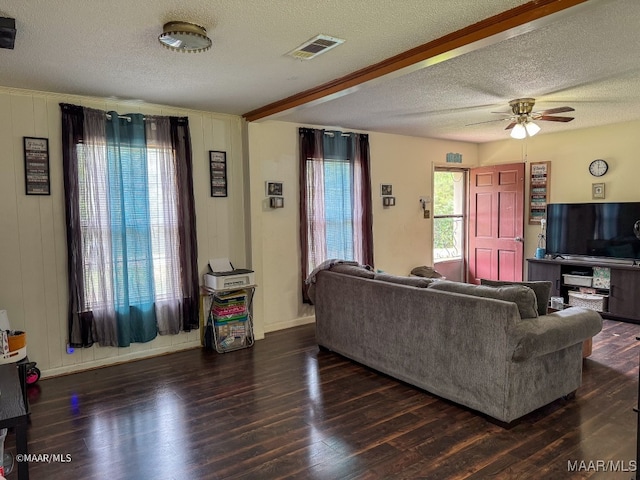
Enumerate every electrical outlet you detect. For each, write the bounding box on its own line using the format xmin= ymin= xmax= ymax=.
xmin=424 ymin=209 xmax=430 ymax=219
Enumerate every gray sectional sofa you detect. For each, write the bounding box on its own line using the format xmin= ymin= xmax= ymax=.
xmin=309 ymin=265 xmax=603 ymax=424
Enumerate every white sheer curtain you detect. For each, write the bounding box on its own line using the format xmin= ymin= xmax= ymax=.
xmin=306 ymin=146 xmax=327 ymax=273
xmin=145 ymin=116 xmax=182 ymax=335
xmin=78 ymin=108 xmax=118 ymax=345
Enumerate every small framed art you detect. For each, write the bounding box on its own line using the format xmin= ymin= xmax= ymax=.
xmin=209 ymin=151 xmax=227 ymax=197
xmin=24 ymin=136 xmax=50 ymax=195
xmin=266 ymin=181 xmax=283 ymax=197
xmin=380 ymin=184 xmax=393 ymax=196
xmin=592 ymin=182 xmax=605 ymax=200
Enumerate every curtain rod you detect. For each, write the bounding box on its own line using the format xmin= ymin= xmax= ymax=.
xmin=105 ymin=113 xmax=148 ymax=122
xmin=324 ymin=132 xmax=350 ymax=137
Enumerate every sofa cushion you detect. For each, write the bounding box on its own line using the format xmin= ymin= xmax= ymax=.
xmin=329 ymin=264 xmax=375 ymax=279
xmin=374 ymin=273 xmax=434 ymax=288
xmin=480 ymin=279 xmax=552 ymax=316
xmin=428 ymin=280 xmax=539 ymax=319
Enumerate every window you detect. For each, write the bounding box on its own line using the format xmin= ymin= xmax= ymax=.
xmin=61 ymin=104 xmax=199 ymax=347
xmin=77 ymin=145 xmax=181 ymax=310
xmin=319 ymin=158 xmax=354 ymax=265
xmin=433 ymin=169 xmax=466 ymax=262
xmin=299 ymin=128 xmax=373 ymax=302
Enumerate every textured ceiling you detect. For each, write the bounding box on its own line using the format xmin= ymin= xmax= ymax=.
xmin=0 ymin=0 xmax=638 ymax=143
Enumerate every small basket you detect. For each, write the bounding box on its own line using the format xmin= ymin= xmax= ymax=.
xmin=0 ymin=331 xmax=28 ymax=365
xmin=568 ymin=292 xmax=608 ymax=312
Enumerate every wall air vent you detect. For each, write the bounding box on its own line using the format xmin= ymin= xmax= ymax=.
xmin=287 ymin=34 xmax=345 ymax=60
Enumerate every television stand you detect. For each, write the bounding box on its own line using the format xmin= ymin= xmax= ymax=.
xmin=527 ymin=257 xmax=640 ymax=324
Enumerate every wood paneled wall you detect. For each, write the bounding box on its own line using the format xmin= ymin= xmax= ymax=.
xmin=0 ymin=87 xmax=248 ymax=378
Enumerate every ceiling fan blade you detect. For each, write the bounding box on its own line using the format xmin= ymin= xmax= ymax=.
xmin=505 ymin=122 xmax=516 ymax=130
xmin=538 ymin=115 xmax=574 ymax=122
xmin=538 ymin=106 xmax=575 ymax=115
xmin=465 ymin=118 xmax=512 ymax=127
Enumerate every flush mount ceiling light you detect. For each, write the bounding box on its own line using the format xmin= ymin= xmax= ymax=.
xmin=158 ymin=21 xmax=212 ymax=53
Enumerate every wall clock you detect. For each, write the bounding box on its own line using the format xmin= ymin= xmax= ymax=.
xmin=589 ymin=159 xmax=608 ymax=177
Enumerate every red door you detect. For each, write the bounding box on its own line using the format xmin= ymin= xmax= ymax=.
xmin=468 ymin=163 xmax=525 ymax=284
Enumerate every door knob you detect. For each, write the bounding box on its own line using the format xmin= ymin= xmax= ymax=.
xmin=515 ymin=236 xmax=523 ymax=242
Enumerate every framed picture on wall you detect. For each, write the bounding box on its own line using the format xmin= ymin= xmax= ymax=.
xmin=592 ymin=182 xmax=605 ymax=199
xmin=209 ymin=151 xmax=227 ymax=197
xmin=528 ymin=161 xmax=550 ymax=225
xmin=23 ymin=136 xmax=50 ymax=195
xmin=265 ymin=181 xmax=283 ymax=197
xmin=380 ymin=184 xmax=393 ymax=196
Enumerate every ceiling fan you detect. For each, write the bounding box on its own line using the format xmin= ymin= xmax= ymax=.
xmin=470 ymin=98 xmax=575 ymax=139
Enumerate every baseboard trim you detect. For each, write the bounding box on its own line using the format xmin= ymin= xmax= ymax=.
xmin=263 ymin=315 xmax=315 ymax=334
xmin=41 ymin=341 xmax=201 ymax=379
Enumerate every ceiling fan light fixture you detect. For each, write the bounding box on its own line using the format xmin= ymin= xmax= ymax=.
xmin=510 ymin=123 xmax=527 ymax=139
xmin=525 ymin=121 xmax=540 ymax=137
xmin=158 ymin=21 xmax=212 ymax=53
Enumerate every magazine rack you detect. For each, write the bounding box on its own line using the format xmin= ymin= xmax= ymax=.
xmin=202 ymin=285 xmax=256 ymax=353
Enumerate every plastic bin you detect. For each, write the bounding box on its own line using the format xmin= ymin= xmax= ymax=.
xmin=563 ymin=274 xmax=592 ymax=287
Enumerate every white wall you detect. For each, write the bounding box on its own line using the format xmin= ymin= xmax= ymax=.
xmin=371 ymin=132 xmax=478 ymax=274
xmin=247 ymin=120 xmax=478 ymax=334
xmin=478 ymin=120 xmax=640 ymax=265
xmin=0 ymin=87 xmax=247 ymax=377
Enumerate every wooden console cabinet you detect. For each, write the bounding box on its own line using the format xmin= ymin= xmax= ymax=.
xmin=527 ymin=257 xmax=640 ymax=323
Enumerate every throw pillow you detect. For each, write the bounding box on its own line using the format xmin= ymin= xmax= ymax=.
xmin=480 ymin=279 xmax=552 ymax=316
xmin=410 ymin=265 xmax=443 ymax=279
xmin=428 ymin=280 xmax=538 ymax=319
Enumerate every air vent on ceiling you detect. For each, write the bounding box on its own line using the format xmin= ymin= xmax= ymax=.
xmin=0 ymin=17 xmax=16 ymax=50
xmin=287 ymin=34 xmax=345 ymax=60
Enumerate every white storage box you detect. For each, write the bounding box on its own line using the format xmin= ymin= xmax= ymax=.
xmin=563 ymin=274 xmax=592 ymax=287
xmin=568 ymin=292 xmax=608 ymax=312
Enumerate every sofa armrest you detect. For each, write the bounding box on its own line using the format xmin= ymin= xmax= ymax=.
xmin=508 ymin=307 xmax=603 ymax=362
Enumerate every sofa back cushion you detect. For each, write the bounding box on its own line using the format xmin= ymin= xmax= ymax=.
xmin=428 ymin=280 xmax=539 ymax=319
xmin=480 ymin=279 xmax=551 ymax=316
xmin=374 ymin=273 xmax=434 ymax=288
xmin=329 ymin=264 xmax=375 ymax=279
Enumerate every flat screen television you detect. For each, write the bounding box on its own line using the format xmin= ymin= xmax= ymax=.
xmin=546 ymin=202 xmax=640 ymax=260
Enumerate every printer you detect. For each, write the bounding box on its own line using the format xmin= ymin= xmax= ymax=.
xmin=203 ymin=258 xmax=255 ymax=291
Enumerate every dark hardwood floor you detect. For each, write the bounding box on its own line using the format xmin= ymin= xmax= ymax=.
xmin=4 ymin=319 xmax=639 ymax=479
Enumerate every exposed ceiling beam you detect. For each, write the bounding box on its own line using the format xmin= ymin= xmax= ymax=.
xmin=243 ymin=0 xmax=589 ymax=122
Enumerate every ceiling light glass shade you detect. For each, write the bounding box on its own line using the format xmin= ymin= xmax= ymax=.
xmin=525 ymin=121 xmax=541 ymax=136
xmin=510 ymin=123 xmax=527 ymax=139
xmin=158 ymin=21 xmax=212 ymax=53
